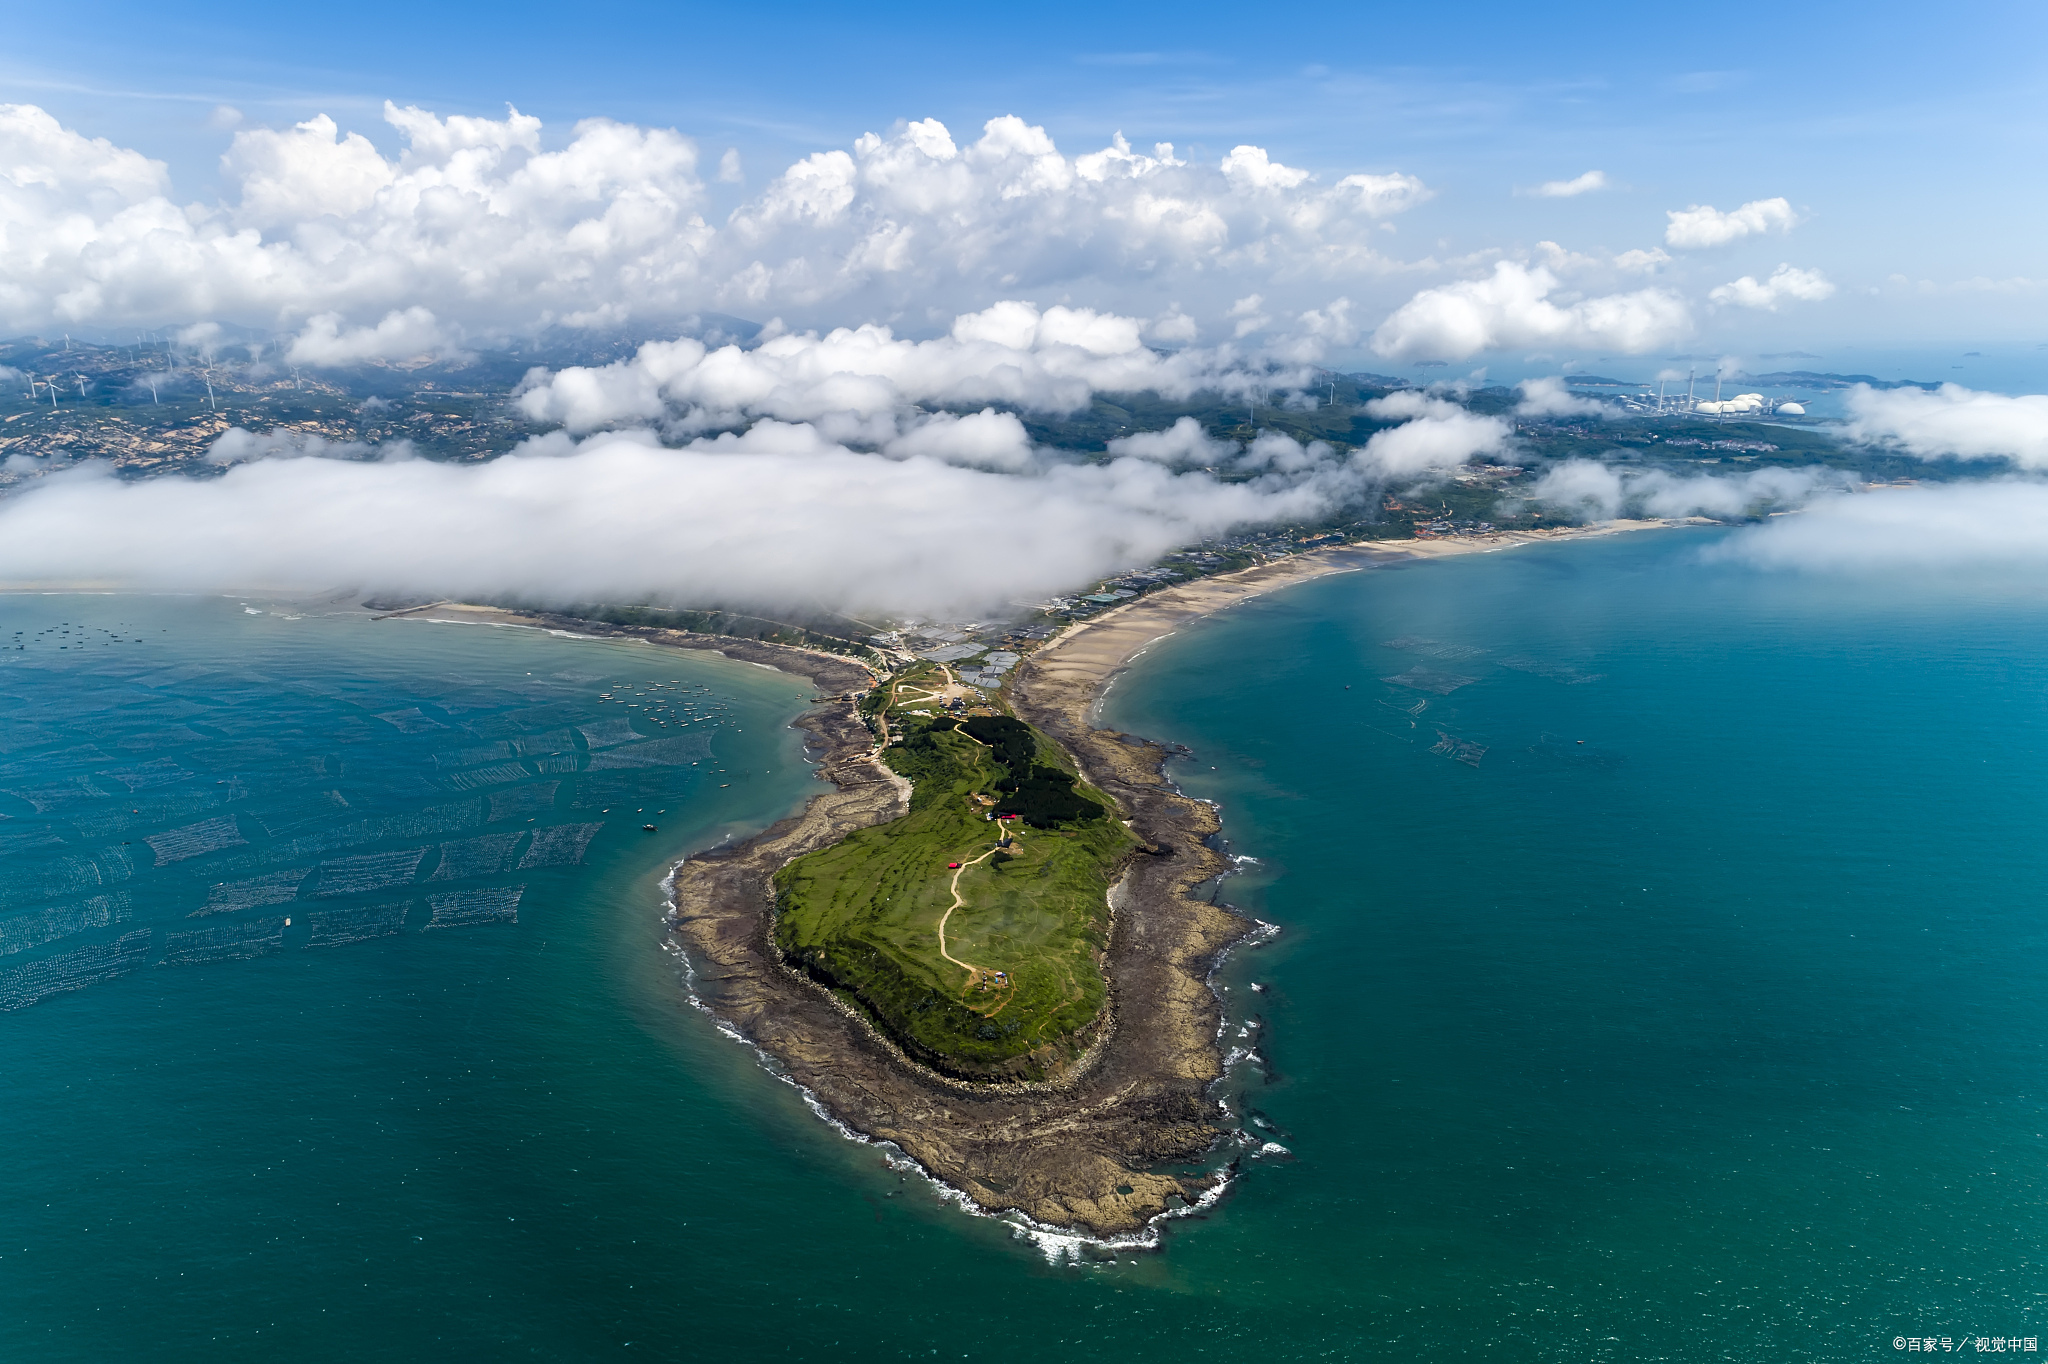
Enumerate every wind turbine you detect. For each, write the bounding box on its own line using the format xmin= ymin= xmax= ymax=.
xmin=75 ymin=375 xmax=87 ymax=398
xmin=203 ymin=371 xmax=217 ymax=412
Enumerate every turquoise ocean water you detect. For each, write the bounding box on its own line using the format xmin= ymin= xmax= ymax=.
xmin=3 ymin=532 xmax=2045 ymax=1359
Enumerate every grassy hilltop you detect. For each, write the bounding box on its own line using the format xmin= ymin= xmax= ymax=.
xmin=774 ymin=715 xmax=1135 ymax=1079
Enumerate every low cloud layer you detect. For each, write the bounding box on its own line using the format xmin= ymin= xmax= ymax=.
xmin=1527 ymin=458 xmax=1847 ymax=520
xmin=0 ymin=341 xmax=1586 ymax=610
xmin=1720 ymin=481 xmax=2048 ymax=572
xmin=206 ymin=428 xmax=414 ymax=465
xmin=513 ymin=301 xmax=1319 ymax=439
xmin=1104 ymin=416 xmax=1236 ymax=467
xmin=286 ymin=307 xmax=460 ymax=366
xmin=0 ymin=427 xmax=1378 ymax=616
xmin=1358 ymin=391 xmax=1511 ymax=474
xmin=1843 ymin=383 xmax=2048 ymax=468
xmin=1369 ymin=262 xmax=1690 ymax=363
xmin=1514 ymin=376 xmax=1609 ymax=418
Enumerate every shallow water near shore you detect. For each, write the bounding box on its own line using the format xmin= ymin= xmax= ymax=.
xmin=6 ymin=529 xmax=2048 ymax=1360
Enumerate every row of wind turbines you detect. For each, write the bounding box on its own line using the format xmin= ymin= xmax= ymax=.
xmin=16 ymin=328 xmax=308 ymax=413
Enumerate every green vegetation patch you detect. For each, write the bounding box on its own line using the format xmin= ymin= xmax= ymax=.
xmin=962 ymin=715 xmax=1104 ymax=827
xmin=774 ymin=716 xmax=1134 ymax=1078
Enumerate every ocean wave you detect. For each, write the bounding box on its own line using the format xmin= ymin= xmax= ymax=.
xmin=1222 ymin=1044 xmax=1268 ymax=1072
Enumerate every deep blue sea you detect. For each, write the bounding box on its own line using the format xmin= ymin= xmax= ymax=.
xmin=4 ymin=532 xmax=2046 ymax=1360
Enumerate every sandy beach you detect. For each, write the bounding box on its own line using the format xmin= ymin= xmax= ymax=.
xmin=1027 ymin=518 xmax=1703 ymax=726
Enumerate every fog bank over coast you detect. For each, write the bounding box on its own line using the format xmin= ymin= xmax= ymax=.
xmin=0 ymin=432 xmax=1342 ymax=617
xmin=12 ymin=370 xmax=2048 ymax=614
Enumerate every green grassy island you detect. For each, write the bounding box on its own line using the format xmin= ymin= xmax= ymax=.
xmin=773 ymin=715 xmax=1136 ymax=1080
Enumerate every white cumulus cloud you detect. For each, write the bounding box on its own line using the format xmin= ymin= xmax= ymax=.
xmin=0 ymin=100 xmax=1451 ymax=343
xmin=1709 ymin=264 xmax=1835 ymax=311
xmin=0 ymin=99 xmax=707 ymax=337
xmin=1220 ymin=145 xmax=1311 ymax=190
xmin=1358 ymin=391 xmax=1512 ymax=474
xmin=1106 ymin=416 xmax=1238 ymax=467
xmin=1332 ymin=172 xmax=1432 ymax=217
xmin=879 ymin=408 xmax=1036 ymax=471
xmin=1664 ymin=197 xmax=1797 ymax=249
xmin=286 ymin=307 xmax=458 ymax=366
xmin=1369 ymin=262 xmax=1691 ymax=363
xmin=1531 ymin=170 xmax=1607 ymax=198
xmin=691 ymin=114 xmax=1430 ymax=324
xmin=1514 ymin=376 xmax=1609 ymax=418
xmin=512 ymin=301 xmax=1316 ymax=437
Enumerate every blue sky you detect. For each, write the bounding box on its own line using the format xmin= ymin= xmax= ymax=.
xmin=5 ymin=0 xmax=2046 ymax=376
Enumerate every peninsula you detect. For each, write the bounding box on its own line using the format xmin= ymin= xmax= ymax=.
xmin=391 ymin=518 xmax=1699 ymax=1238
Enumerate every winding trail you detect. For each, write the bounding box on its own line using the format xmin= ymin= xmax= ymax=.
xmin=935 ymin=845 xmax=998 ymax=978
xmin=934 ymin=823 xmax=1021 ymax=999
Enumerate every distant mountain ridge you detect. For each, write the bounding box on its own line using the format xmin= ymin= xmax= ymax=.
xmin=1561 ymin=370 xmax=1941 ymax=392
xmin=1741 ymin=371 xmax=1940 ymax=391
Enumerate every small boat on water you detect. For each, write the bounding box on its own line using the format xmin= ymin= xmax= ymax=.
xmin=642 ymin=823 xmax=658 ymax=832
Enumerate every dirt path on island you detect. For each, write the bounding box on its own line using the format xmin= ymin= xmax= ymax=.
xmin=935 ymin=845 xmax=998 ymax=979
xmin=935 ymin=829 xmax=1024 ymax=1003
